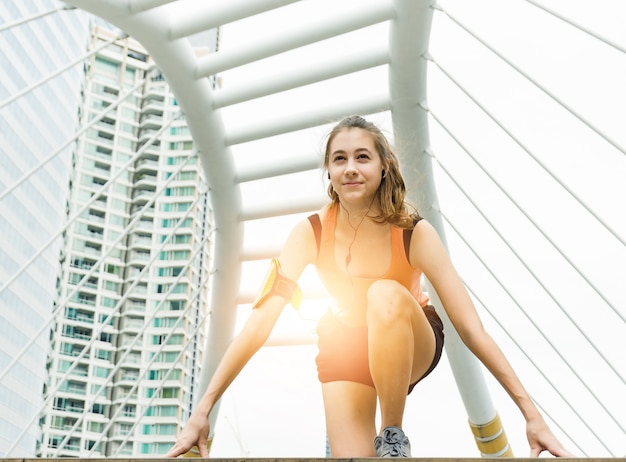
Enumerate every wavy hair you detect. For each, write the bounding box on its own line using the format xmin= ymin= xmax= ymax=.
xmin=322 ymin=115 xmax=419 ymax=228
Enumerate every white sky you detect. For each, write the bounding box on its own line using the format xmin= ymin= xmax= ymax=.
xmin=201 ymin=0 xmax=625 ymax=457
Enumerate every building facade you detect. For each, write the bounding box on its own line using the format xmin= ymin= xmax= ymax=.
xmin=38 ymin=26 xmax=217 ymax=457
xmin=0 ymin=2 xmax=90 ymax=456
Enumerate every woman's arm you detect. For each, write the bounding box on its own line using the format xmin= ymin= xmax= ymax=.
xmin=409 ymin=220 xmax=573 ymax=457
xmin=166 ymin=217 xmax=317 ymax=457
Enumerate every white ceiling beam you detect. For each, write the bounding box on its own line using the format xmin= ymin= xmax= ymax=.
xmin=213 ymin=45 xmax=390 ymax=108
xmin=239 ymin=195 xmax=326 ymax=222
xmin=235 ymin=153 xmax=321 ymax=184
xmin=168 ymin=0 xmax=301 ymax=40
xmin=240 ymin=244 xmax=282 ymax=262
xmin=225 ymin=93 xmax=390 ymax=146
xmin=194 ymin=0 xmax=396 ymax=78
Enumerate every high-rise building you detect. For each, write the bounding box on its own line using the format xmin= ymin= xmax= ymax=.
xmin=37 ymin=25 xmax=217 ymax=457
xmin=0 ymin=2 xmax=90 ymax=456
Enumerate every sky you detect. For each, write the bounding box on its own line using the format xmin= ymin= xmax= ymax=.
xmin=188 ymin=0 xmax=625 ymax=457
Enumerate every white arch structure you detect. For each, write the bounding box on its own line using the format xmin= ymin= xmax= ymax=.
xmin=64 ymin=0 xmax=510 ymax=454
xmin=3 ymin=0 xmax=625 ymax=457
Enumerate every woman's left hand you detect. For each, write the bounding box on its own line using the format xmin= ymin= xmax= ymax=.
xmin=527 ymin=417 xmax=575 ymax=457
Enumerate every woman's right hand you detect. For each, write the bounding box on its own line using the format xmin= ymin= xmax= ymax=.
xmin=165 ymin=411 xmax=211 ymax=458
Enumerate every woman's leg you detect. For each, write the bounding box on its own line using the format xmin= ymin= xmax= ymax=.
xmin=321 ymin=381 xmax=378 ymax=457
xmin=366 ymin=279 xmax=437 ymax=432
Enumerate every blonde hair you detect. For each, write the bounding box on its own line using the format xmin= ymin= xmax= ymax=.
xmin=323 ymin=115 xmax=419 ymax=228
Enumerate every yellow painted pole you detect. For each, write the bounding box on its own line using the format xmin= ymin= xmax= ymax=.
xmin=470 ymin=413 xmax=514 ymax=457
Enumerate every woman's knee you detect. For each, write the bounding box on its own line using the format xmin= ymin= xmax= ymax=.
xmin=366 ymin=280 xmax=413 ymax=324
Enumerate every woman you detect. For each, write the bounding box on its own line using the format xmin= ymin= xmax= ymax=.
xmin=166 ymin=115 xmax=573 ymax=458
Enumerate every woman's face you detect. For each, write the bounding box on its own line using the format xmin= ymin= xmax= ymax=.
xmin=327 ymin=128 xmax=385 ymax=206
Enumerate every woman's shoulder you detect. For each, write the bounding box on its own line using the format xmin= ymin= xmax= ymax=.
xmin=289 ymin=204 xmax=332 ymax=241
xmin=407 ymin=218 xmax=450 ymax=267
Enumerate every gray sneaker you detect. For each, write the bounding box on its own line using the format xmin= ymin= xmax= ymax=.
xmin=374 ymin=426 xmax=411 ymax=457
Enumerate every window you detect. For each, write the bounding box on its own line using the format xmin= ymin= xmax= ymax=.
xmin=91 ymin=384 xmax=107 ymax=397
xmin=146 ymin=405 xmax=178 ymax=417
xmin=151 ymin=334 xmax=183 ymax=346
xmin=164 ymin=171 xmax=196 ymax=181
xmin=104 ymin=281 xmax=119 ymax=292
xmin=151 ymin=351 xmax=178 ymax=363
xmin=101 ymin=297 xmax=117 ymax=308
xmin=164 ymin=186 xmax=195 ymax=197
xmin=105 ymin=263 xmax=121 ymax=275
xmin=85 ymin=440 xmax=101 ymax=451
xmin=116 ymin=422 xmax=133 ymax=437
xmin=159 ymin=250 xmax=190 ymax=261
xmin=154 ymin=317 xmax=179 ymax=327
xmin=160 ymin=234 xmax=191 ymax=244
xmin=168 ymin=300 xmax=184 ymax=311
xmin=168 ymin=141 xmax=193 ymax=151
xmin=125 ymin=67 xmax=136 ymax=81
xmin=99 ymin=313 xmax=114 ymax=325
xmin=166 ymin=156 xmax=189 ymax=166
xmin=170 ymin=126 xmax=190 ymax=136
xmin=48 ymin=435 xmax=63 ymax=448
xmin=91 ymin=403 xmax=105 ymax=415
xmin=122 ymin=405 xmax=136 ymax=417
xmin=161 ymin=202 xmax=192 ymax=212
xmin=146 ymin=387 xmax=179 ymax=399
xmin=157 ymin=266 xmax=184 ymax=277
xmin=88 ymin=421 xmax=104 ymax=433
xmin=143 ymin=423 xmax=176 ymax=435
xmin=95 ymin=349 xmax=111 ymax=361
xmin=161 ymin=218 xmax=192 ymax=228
xmin=141 ymin=442 xmax=173 ymax=455
xmin=156 ymin=283 xmax=187 ymax=294
xmin=61 ymin=342 xmax=84 ymax=357
xmin=93 ymin=366 xmax=110 ymax=378
xmin=148 ymin=369 xmax=180 ymax=380
xmin=94 ymin=56 xmax=119 ymax=75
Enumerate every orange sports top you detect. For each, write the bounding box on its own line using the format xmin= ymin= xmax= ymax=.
xmin=313 ymin=203 xmax=429 ymax=312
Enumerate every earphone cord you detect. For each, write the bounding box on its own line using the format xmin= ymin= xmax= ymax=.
xmin=340 ymin=194 xmax=376 ymax=307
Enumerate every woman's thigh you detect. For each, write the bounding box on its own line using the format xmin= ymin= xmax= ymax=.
xmin=367 ymin=280 xmax=438 ymax=385
xmin=321 ymin=381 xmax=378 ymax=457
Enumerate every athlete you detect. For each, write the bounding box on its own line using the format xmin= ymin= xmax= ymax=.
xmin=166 ymin=115 xmax=573 ymax=458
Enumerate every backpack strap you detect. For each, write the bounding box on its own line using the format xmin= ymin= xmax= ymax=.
xmin=403 ymin=216 xmax=424 ymax=261
xmin=307 ymin=213 xmax=321 ymax=256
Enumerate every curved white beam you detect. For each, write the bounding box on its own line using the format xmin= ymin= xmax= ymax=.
xmin=388 ymin=0 xmax=507 ymax=454
xmin=65 ymin=0 xmax=244 ymax=431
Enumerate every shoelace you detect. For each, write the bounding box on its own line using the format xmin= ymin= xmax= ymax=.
xmin=381 ymin=428 xmax=409 ymax=456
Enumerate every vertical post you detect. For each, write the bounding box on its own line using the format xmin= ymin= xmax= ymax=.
xmin=388 ymin=0 xmax=512 ymax=456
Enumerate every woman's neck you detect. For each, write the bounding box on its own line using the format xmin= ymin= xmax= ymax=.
xmin=336 ymin=197 xmax=379 ymax=228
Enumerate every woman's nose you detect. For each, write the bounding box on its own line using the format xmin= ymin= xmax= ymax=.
xmin=345 ymin=159 xmax=358 ymax=175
